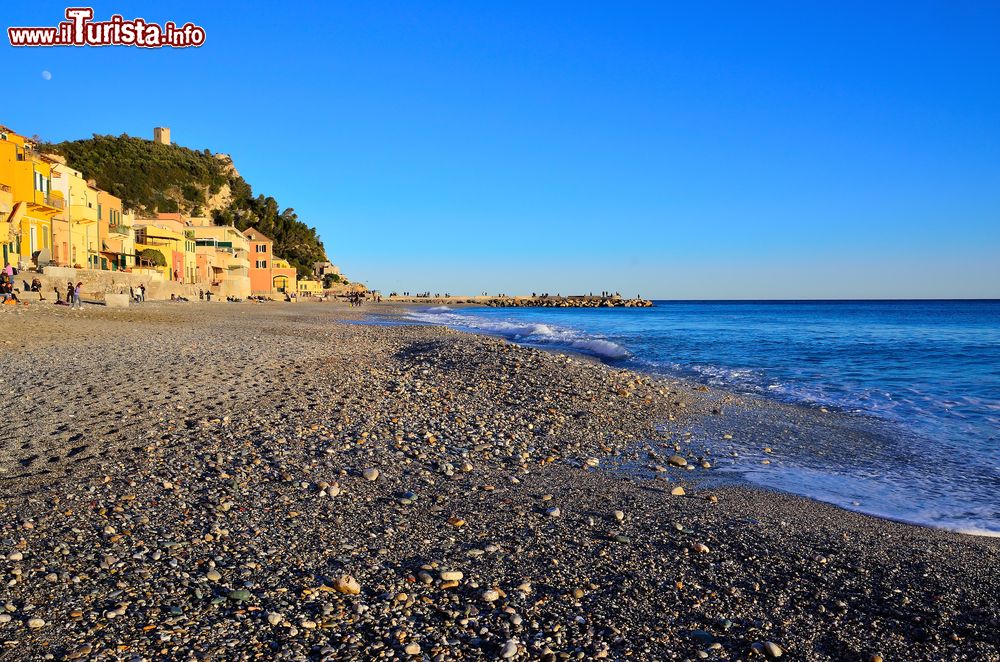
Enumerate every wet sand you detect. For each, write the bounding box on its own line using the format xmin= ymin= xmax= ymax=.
xmin=0 ymin=302 xmax=997 ymax=660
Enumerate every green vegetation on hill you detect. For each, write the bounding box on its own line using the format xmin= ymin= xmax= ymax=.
xmin=41 ymin=134 xmax=329 ymax=276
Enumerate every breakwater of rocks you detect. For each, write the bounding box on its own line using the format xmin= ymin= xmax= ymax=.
xmin=386 ymin=295 xmax=654 ymax=308
xmin=485 ymin=296 xmax=653 ymax=308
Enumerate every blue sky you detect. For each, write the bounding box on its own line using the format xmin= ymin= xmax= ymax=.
xmin=3 ymin=1 xmax=998 ymax=298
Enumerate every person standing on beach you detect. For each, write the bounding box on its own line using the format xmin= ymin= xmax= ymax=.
xmin=65 ymin=281 xmax=74 ymax=304
xmin=71 ymin=282 xmax=83 ymax=309
xmin=139 ymin=283 xmax=146 ymax=302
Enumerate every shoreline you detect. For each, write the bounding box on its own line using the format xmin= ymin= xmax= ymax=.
xmin=378 ymin=301 xmax=1000 ymax=538
xmin=1 ymin=302 xmax=998 ymax=660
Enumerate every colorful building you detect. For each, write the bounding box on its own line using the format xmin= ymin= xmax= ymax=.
xmin=190 ymin=219 xmax=251 ymax=298
xmin=98 ymin=189 xmax=134 ymax=271
xmin=50 ymin=162 xmax=104 ymax=269
xmin=0 ymin=182 xmax=13 ymax=263
xmin=0 ymin=127 xmax=64 ymax=267
xmin=134 ymin=223 xmax=185 ymax=281
xmin=297 ymin=278 xmax=323 ymax=297
xmin=134 ymin=214 xmax=198 ymax=283
xmin=245 ymin=227 xmax=297 ymax=295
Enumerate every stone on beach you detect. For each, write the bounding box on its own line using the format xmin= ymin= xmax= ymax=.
xmin=752 ymin=641 xmax=783 ymax=658
xmin=334 ymin=575 xmax=361 ymax=595
xmin=501 ymin=639 xmax=519 ymax=658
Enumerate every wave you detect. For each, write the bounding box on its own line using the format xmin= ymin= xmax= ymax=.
xmin=407 ymin=310 xmax=630 ymax=360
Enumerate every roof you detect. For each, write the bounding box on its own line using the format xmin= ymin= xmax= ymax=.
xmin=243 ymin=227 xmax=273 ymax=243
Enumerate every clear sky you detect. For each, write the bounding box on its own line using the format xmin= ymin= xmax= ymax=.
xmin=3 ymin=1 xmax=999 ymax=298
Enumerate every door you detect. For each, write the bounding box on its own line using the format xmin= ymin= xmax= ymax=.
xmin=29 ymin=226 xmax=38 ymax=254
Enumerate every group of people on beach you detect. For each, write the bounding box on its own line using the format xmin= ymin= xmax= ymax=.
xmin=1 ymin=263 xmax=85 ymax=308
xmin=51 ymin=281 xmax=84 ymax=309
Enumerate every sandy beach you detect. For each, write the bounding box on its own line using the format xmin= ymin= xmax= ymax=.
xmin=1 ymin=302 xmax=998 ymax=661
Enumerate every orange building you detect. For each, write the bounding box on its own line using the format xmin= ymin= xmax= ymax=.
xmin=245 ymin=227 xmax=297 ymax=295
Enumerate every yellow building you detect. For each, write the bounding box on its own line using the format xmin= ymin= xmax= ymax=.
xmin=134 ymin=214 xmax=199 ymax=283
xmin=98 ymin=189 xmax=134 ymax=271
xmin=0 ymin=182 xmax=13 ymax=262
xmin=271 ymin=257 xmax=298 ymax=295
xmin=0 ymin=126 xmax=64 ymax=267
xmin=50 ymin=162 xmax=100 ymax=268
xmin=134 ymin=224 xmax=184 ymax=281
xmin=297 ymin=278 xmax=323 ymax=297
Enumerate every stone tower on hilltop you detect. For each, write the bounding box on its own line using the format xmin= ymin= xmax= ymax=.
xmin=153 ymin=126 xmax=171 ymax=145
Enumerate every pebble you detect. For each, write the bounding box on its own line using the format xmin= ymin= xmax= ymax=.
xmin=362 ymin=467 xmax=380 ymax=481
xmin=404 ymin=642 xmax=421 ymax=655
xmin=613 ymin=510 xmax=625 ymax=522
xmin=440 ymin=570 xmax=464 ymax=581
xmin=27 ymin=617 xmax=45 ymax=628
xmin=546 ymin=506 xmax=561 ymax=517
xmin=267 ymin=612 xmax=283 ymax=626
xmin=670 ymin=486 xmax=686 ymax=496
xmin=752 ymin=641 xmax=783 ymax=658
xmin=501 ymin=639 xmax=518 ymax=658
xmin=206 ymin=569 xmax=222 ymax=582
xmin=482 ymin=589 xmax=500 ymax=602
xmin=668 ymin=455 xmax=688 ymax=467
xmin=691 ymin=543 xmax=710 ymax=554
xmin=334 ymin=575 xmax=361 ymax=595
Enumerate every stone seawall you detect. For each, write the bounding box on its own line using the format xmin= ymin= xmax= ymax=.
xmin=31 ymin=267 xmax=201 ymax=302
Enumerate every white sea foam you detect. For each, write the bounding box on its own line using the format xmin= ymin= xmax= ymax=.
xmin=407 ymin=310 xmax=630 ymax=360
xmin=570 ymin=339 xmax=630 ymax=359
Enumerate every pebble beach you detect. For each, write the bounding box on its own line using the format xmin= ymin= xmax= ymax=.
xmin=1 ymin=302 xmax=998 ymax=661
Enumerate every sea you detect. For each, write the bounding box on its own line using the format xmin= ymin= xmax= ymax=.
xmin=402 ymin=300 xmax=1000 ymax=536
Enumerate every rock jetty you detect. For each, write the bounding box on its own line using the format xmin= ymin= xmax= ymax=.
xmin=485 ymin=295 xmax=653 ymax=308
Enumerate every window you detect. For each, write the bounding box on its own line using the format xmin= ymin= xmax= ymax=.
xmin=98 ymin=204 xmax=102 ymax=220
xmin=256 ymin=244 xmax=267 ymax=253
xmin=256 ymin=260 xmax=267 ymax=269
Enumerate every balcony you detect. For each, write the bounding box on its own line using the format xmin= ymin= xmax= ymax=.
xmin=70 ymin=204 xmax=98 ymax=224
xmin=108 ymin=223 xmax=131 ymax=235
xmin=28 ymin=190 xmax=64 ymax=216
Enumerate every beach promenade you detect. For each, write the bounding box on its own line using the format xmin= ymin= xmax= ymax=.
xmin=0 ymin=302 xmax=997 ymax=660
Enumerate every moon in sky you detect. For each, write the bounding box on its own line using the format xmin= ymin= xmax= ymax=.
xmin=41 ymin=70 xmax=52 ymax=81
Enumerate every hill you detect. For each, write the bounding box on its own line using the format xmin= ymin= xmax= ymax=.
xmin=41 ymin=134 xmax=330 ymax=277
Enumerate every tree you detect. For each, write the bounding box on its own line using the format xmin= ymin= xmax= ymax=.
xmin=139 ymin=249 xmax=166 ymax=267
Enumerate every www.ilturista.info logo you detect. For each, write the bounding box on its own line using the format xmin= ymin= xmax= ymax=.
xmin=8 ymin=7 xmax=205 ymax=48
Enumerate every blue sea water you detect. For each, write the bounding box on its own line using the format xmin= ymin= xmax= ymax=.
xmin=404 ymin=301 xmax=1000 ymax=535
